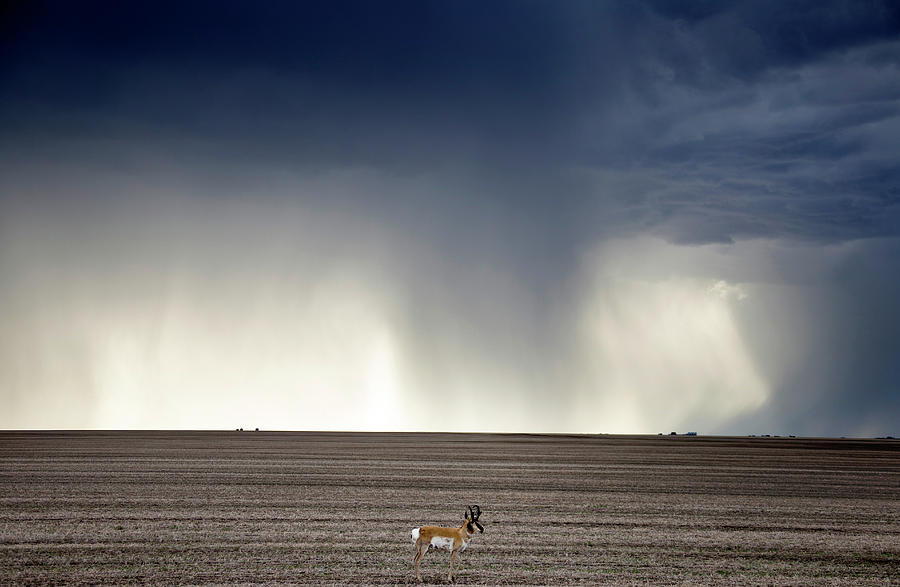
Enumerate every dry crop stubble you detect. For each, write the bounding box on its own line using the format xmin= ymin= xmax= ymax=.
xmin=0 ymin=431 xmax=898 ymax=584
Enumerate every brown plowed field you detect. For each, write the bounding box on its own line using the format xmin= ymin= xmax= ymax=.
xmin=1 ymin=431 xmax=897 ymax=585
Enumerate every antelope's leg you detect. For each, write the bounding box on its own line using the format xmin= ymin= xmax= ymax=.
xmin=414 ymin=542 xmax=427 ymax=582
xmin=448 ymin=548 xmax=459 ymax=583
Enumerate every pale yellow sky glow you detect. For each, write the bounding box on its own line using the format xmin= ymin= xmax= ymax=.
xmin=92 ymin=271 xmax=412 ymax=431
xmin=571 ymin=266 xmax=767 ymax=433
xmin=1 ymin=188 xmax=772 ymax=433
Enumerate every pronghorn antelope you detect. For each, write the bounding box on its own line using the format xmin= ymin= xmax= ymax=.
xmin=411 ymin=505 xmax=484 ymax=583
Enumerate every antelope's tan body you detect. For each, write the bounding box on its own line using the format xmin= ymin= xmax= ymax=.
xmin=411 ymin=505 xmax=483 ymax=583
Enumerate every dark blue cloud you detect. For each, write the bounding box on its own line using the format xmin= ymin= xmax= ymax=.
xmin=646 ymin=0 xmax=900 ymax=76
xmin=3 ymin=1 xmax=898 ymax=248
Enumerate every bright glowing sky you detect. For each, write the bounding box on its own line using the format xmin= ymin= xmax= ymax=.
xmin=1 ymin=1 xmax=899 ymax=436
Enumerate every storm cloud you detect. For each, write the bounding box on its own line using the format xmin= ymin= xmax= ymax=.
xmin=1 ymin=1 xmax=898 ymax=435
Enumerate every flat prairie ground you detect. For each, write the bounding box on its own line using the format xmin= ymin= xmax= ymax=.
xmin=0 ymin=432 xmax=898 ymax=585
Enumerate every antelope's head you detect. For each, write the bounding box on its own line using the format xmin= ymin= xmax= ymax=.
xmin=465 ymin=505 xmax=484 ymax=534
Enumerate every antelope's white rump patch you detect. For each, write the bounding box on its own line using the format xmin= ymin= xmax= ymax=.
xmin=411 ymin=528 xmax=420 ymax=542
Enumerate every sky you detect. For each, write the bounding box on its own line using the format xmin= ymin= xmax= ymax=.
xmin=1 ymin=1 xmax=898 ymax=436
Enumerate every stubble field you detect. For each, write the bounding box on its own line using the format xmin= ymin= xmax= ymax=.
xmin=0 ymin=431 xmax=898 ymax=585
